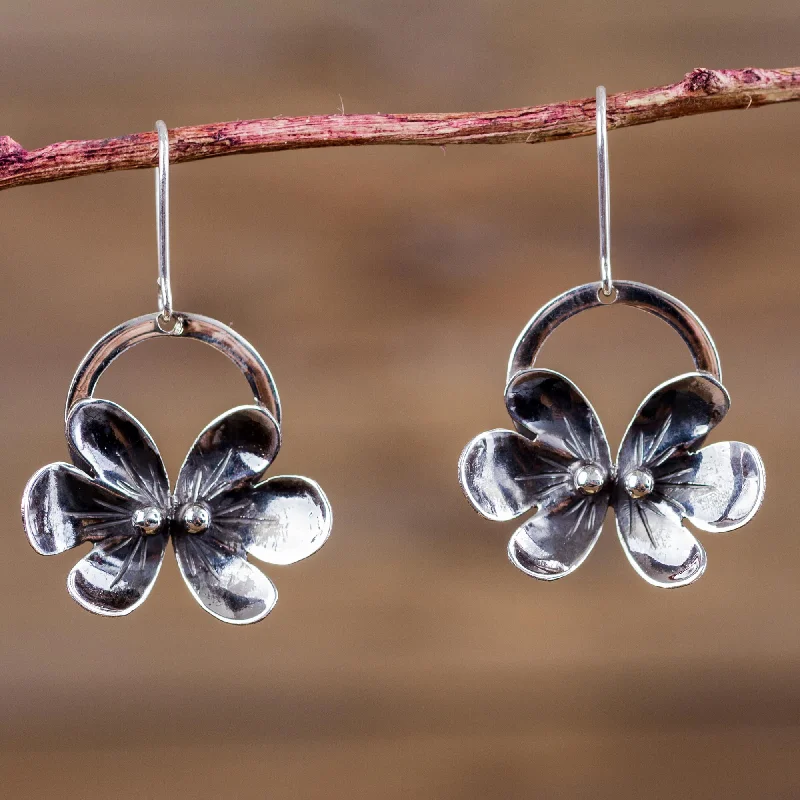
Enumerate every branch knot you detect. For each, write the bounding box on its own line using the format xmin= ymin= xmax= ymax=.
xmin=685 ymin=68 xmax=724 ymax=95
xmin=0 ymin=136 xmax=26 ymax=162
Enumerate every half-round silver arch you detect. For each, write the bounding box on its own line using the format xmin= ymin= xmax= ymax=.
xmin=507 ymin=281 xmax=721 ymax=383
xmin=65 ymin=312 xmax=281 ymax=423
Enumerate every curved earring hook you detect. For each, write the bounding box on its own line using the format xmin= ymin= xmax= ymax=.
xmin=155 ymin=120 xmax=172 ymax=321
xmin=596 ymin=86 xmax=613 ymax=297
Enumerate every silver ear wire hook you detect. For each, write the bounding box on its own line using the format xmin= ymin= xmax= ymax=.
xmin=596 ymin=86 xmax=613 ymax=297
xmin=155 ymin=120 xmax=172 ymax=321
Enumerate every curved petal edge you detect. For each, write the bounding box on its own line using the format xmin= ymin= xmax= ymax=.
xmin=214 ymin=475 xmax=332 ymax=566
xmin=508 ymin=492 xmax=609 ymax=580
xmin=173 ymin=537 xmax=278 ymax=625
xmin=67 ymin=532 xmax=169 ymax=616
xmin=614 ymin=494 xmax=707 ymax=589
xmin=175 ymin=405 xmax=281 ymax=504
xmin=459 ymin=428 xmax=576 ymax=522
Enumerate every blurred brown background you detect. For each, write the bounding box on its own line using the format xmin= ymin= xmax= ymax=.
xmin=1 ymin=1 xmax=799 ymax=797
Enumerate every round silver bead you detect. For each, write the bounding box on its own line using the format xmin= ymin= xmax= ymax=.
xmin=182 ymin=503 xmax=211 ymax=534
xmin=132 ymin=506 xmax=164 ymax=535
xmin=573 ymin=463 xmax=606 ymax=495
xmin=623 ymin=468 xmax=655 ymax=499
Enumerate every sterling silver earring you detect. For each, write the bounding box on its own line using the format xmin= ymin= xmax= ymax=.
xmin=458 ymin=88 xmax=765 ymax=588
xmin=22 ymin=121 xmax=332 ymax=623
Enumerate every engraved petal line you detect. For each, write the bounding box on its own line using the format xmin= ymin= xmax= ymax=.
xmin=118 ymin=455 xmax=158 ymax=505
xmin=191 ymin=470 xmax=203 ymax=503
xmin=537 ymin=454 xmax=572 ymax=473
xmin=201 ymin=449 xmax=234 ymax=500
xmin=214 ymin=498 xmax=254 ymax=518
xmin=81 ymin=518 xmax=133 ymax=536
xmin=189 ymin=537 xmax=221 ymax=580
xmin=206 ymin=531 xmax=240 ymax=555
xmin=109 ymin=535 xmax=142 ymax=589
xmin=644 ymin=412 xmax=673 ymax=466
xmin=563 ymin=415 xmax=589 ymax=461
xmin=650 ymin=445 xmax=678 ymax=468
xmin=655 ymin=491 xmax=687 ymax=517
xmin=138 ymin=535 xmax=149 ymax=570
xmin=566 ymin=500 xmax=590 ymax=537
xmin=635 ymin=501 xmax=656 ymax=547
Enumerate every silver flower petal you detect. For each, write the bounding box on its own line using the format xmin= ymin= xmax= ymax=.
xmin=67 ymin=399 xmax=170 ymax=506
xmin=173 ymin=536 xmax=278 ymax=624
xmin=508 ymin=491 xmax=609 ymax=580
xmin=175 ymin=405 xmax=280 ymax=504
xmin=616 ymin=372 xmax=729 ymax=474
xmin=23 ymin=462 xmax=136 ymax=555
xmin=213 ymin=476 xmax=332 ymax=566
xmin=655 ymin=442 xmax=766 ymax=533
xmin=505 ymin=369 xmax=611 ymax=469
xmin=459 ymin=429 xmax=576 ymax=521
xmin=67 ymin=531 xmax=169 ymax=616
xmin=614 ymin=493 xmax=706 ymax=588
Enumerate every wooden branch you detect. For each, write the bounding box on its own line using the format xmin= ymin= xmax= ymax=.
xmin=2 ymin=67 xmax=798 ymax=192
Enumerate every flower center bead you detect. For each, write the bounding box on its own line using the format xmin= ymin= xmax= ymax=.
xmin=573 ymin=463 xmax=607 ymax=495
xmin=623 ymin=468 xmax=655 ymax=499
xmin=182 ymin=503 xmax=211 ymax=534
xmin=132 ymin=506 xmax=164 ymax=535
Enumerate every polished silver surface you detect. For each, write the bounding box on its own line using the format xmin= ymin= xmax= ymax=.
xmin=575 ymin=463 xmax=606 ymax=495
xmin=24 ymin=399 xmax=172 ymax=615
xmin=623 ymin=468 xmax=654 ymax=499
xmin=181 ymin=503 xmax=211 ymax=534
xmin=132 ymin=506 xmax=165 ymax=534
xmin=65 ymin=311 xmax=281 ymax=423
xmin=596 ymin=86 xmax=612 ymax=296
xmin=613 ymin=372 xmax=765 ymax=587
xmin=226 ymin=475 xmax=332 ymax=566
xmin=155 ymin=119 xmax=172 ymax=320
xmin=507 ymin=280 xmax=722 ymax=382
xmin=170 ymin=405 xmax=330 ymax=623
xmin=23 ymin=398 xmax=332 ymax=622
xmin=24 ymin=310 xmax=333 ymax=621
xmin=170 ymin=405 xmax=289 ymax=625
xmin=459 ymin=370 xmax=612 ymax=580
xmin=461 ymin=282 xmax=764 ymax=587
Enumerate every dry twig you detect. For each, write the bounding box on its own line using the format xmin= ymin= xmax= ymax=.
xmin=1 ymin=67 xmax=798 ymax=191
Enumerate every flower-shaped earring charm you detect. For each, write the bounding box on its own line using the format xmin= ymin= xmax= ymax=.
xmin=24 ymin=399 xmax=331 ymax=623
xmin=458 ymin=281 xmax=766 ymax=588
xmin=460 ymin=369 xmax=764 ymax=587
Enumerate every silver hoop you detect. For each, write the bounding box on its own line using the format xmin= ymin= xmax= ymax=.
xmin=596 ymin=86 xmax=612 ymax=296
xmin=507 ymin=281 xmax=721 ymax=382
xmin=65 ymin=312 xmax=281 ymax=423
xmin=155 ymin=120 xmax=172 ymax=321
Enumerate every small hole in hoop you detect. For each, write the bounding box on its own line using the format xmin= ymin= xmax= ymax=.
xmin=597 ymin=285 xmax=619 ymax=305
xmin=156 ymin=312 xmax=184 ymax=335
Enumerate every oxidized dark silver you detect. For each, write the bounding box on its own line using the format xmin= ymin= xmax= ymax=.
xmin=22 ymin=311 xmax=332 ymax=623
xmin=459 ymin=282 xmax=765 ymax=588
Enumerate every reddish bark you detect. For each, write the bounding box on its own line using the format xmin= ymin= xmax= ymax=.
xmin=2 ymin=67 xmax=798 ymax=191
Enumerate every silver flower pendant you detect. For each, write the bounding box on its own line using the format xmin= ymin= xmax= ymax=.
xmin=22 ymin=312 xmax=332 ymax=623
xmin=458 ymin=282 xmax=765 ymax=588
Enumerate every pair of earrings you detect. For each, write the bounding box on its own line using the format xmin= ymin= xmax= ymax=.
xmin=22 ymin=91 xmax=766 ymax=625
